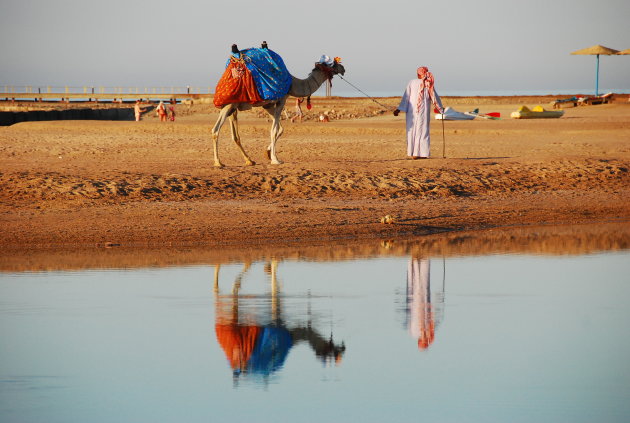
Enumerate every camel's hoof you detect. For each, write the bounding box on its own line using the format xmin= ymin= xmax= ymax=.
xmin=245 ymin=160 xmax=256 ymax=166
xmin=214 ymin=162 xmax=224 ymax=168
xmin=271 ymin=160 xmax=283 ymax=165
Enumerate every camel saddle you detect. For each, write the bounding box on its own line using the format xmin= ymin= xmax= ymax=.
xmin=214 ymin=48 xmax=292 ymax=108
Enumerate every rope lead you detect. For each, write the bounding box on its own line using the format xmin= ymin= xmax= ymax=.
xmin=338 ymin=75 xmax=392 ymax=110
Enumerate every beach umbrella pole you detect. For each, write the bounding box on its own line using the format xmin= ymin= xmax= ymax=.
xmin=441 ymin=114 xmax=446 ymax=158
xmin=595 ymin=54 xmax=600 ymax=96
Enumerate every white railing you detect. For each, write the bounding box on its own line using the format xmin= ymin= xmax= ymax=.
xmin=1 ymin=85 xmax=214 ymax=95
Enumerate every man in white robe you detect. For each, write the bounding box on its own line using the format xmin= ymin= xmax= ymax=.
xmin=394 ymin=67 xmax=444 ymax=159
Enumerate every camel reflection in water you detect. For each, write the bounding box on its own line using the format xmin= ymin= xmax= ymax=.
xmin=213 ymin=259 xmax=345 ymax=381
xmin=404 ymin=258 xmax=445 ymax=350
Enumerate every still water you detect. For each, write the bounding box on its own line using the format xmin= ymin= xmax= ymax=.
xmin=1 ymin=242 xmax=629 ymax=422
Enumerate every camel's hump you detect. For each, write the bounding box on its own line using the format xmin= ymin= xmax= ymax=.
xmin=226 ymin=48 xmax=292 ymax=101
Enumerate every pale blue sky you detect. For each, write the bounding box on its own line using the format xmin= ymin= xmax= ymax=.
xmin=1 ymin=0 xmax=628 ymax=95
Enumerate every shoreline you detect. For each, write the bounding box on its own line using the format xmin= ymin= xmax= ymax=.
xmin=1 ymin=220 xmax=628 ymax=272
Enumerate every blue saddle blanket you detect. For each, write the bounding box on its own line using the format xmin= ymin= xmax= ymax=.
xmin=228 ymin=48 xmax=292 ymax=101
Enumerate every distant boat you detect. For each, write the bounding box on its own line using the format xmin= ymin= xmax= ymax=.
xmin=510 ymin=105 xmax=564 ymax=119
xmin=434 ymin=106 xmax=476 ymax=120
xmin=435 ymin=107 xmax=501 ymax=120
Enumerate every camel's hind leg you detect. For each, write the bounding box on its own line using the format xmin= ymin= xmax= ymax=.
xmin=213 ymin=262 xmax=251 ymax=296
xmin=228 ymin=111 xmax=255 ymax=166
xmin=211 ymin=105 xmax=235 ymax=168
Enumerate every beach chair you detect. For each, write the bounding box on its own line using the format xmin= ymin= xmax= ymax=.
xmin=579 ymin=92 xmax=613 ymax=106
xmin=551 ymin=96 xmax=578 ymax=109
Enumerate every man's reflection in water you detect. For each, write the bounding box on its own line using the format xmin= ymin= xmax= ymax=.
xmin=213 ymin=260 xmax=345 ymax=382
xmin=405 ymin=258 xmax=445 ymax=350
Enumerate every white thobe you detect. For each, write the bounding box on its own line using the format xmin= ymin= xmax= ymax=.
xmin=398 ymin=80 xmax=443 ymax=157
xmin=406 ymin=258 xmax=431 ymax=340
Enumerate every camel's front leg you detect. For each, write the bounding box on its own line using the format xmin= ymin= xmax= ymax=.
xmin=228 ymin=113 xmax=255 ymax=166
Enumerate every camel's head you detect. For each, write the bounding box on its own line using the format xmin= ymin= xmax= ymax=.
xmin=328 ymin=57 xmax=345 ymax=76
xmin=314 ymin=56 xmax=346 ymax=78
xmin=331 ymin=60 xmax=346 ymax=76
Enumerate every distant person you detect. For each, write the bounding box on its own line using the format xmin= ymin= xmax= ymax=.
xmin=156 ymin=101 xmax=167 ymax=122
xmin=168 ymin=99 xmax=176 ymax=121
xmin=290 ymin=97 xmax=304 ymax=123
xmin=133 ymin=100 xmax=146 ymax=122
xmin=393 ymin=67 xmax=444 ymax=159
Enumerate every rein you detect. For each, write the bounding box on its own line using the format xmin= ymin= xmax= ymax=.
xmin=337 ymin=75 xmax=391 ymax=110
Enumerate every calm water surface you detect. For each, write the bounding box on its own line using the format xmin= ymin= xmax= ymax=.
xmin=1 ymin=247 xmax=629 ymax=422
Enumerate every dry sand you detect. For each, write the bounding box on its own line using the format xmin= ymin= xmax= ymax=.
xmin=1 ymin=96 xmax=629 ymax=253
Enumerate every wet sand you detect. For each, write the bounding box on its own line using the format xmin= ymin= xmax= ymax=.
xmin=1 ymin=96 xmax=629 ymax=252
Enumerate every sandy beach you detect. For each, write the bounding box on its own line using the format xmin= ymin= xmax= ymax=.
xmin=1 ymin=95 xmax=629 ymax=251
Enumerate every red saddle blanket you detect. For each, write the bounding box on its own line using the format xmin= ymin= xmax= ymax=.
xmin=213 ymin=57 xmax=262 ymax=108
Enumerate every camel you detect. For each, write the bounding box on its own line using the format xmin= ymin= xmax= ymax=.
xmin=213 ymin=260 xmax=346 ymax=379
xmin=210 ymin=48 xmax=346 ymax=167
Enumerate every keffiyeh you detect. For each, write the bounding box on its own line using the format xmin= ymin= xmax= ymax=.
xmin=416 ymin=66 xmax=439 ymax=112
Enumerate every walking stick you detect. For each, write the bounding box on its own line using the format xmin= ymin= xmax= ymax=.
xmin=441 ymin=112 xmax=446 ymax=158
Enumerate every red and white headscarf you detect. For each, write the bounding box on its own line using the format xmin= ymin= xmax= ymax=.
xmin=416 ymin=67 xmax=439 ymax=112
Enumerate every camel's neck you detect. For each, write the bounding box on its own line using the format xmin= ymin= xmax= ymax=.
xmin=288 ymin=68 xmax=330 ymax=97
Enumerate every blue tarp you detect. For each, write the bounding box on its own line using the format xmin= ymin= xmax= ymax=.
xmin=228 ymin=48 xmax=292 ymax=101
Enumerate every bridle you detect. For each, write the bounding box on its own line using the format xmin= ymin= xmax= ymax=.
xmin=305 ymin=62 xmax=341 ymax=109
xmin=314 ymin=63 xmax=337 ymax=86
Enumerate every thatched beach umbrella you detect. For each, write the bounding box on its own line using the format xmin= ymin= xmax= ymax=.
xmin=571 ymin=44 xmax=619 ymax=96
